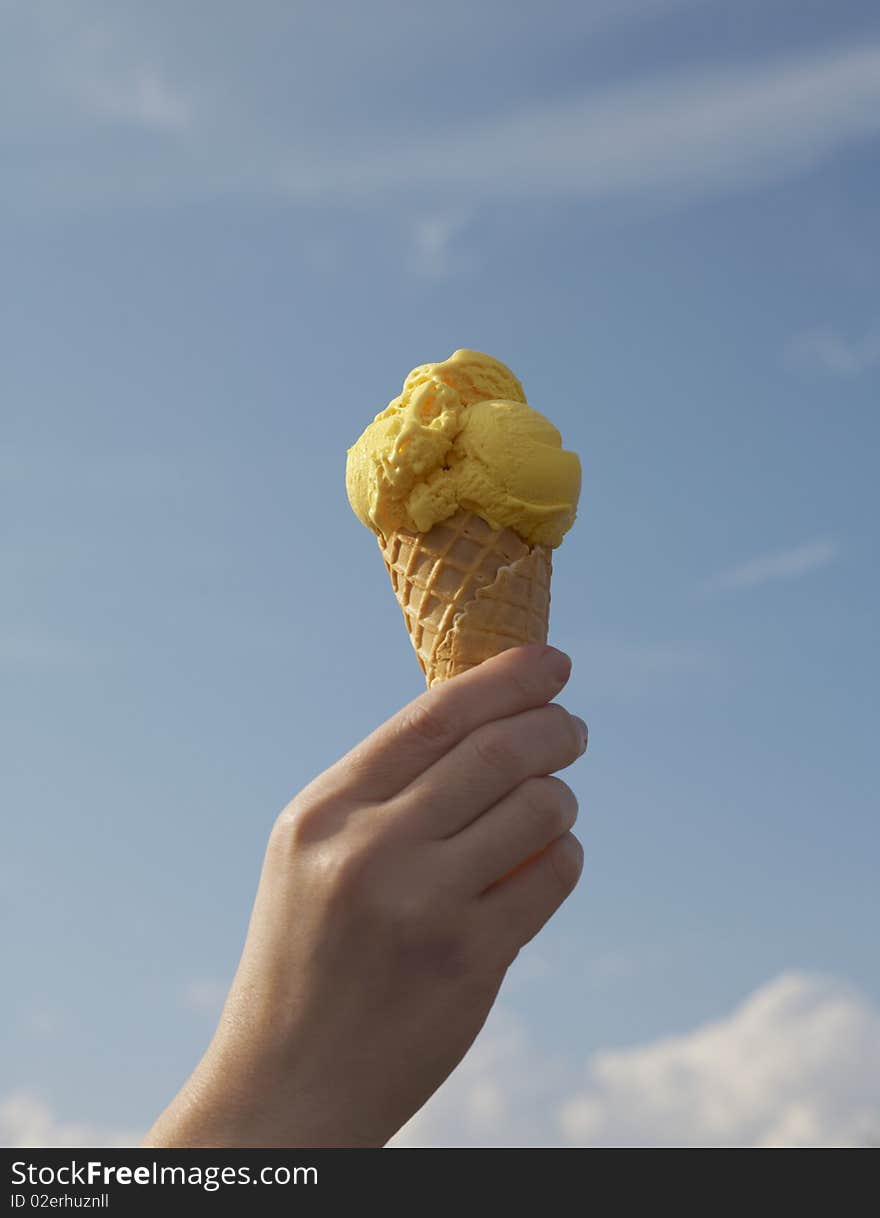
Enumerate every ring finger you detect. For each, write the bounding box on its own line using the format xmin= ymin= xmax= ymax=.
xmin=444 ymin=775 xmax=579 ymax=894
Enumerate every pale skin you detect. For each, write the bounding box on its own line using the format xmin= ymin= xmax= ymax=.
xmin=143 ymin=644 xmax=587 ymax=1148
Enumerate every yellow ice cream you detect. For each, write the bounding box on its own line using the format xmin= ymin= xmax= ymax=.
xmin=345 ymin=349 xmax=581 ymax=548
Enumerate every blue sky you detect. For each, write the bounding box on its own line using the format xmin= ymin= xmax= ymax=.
xmin=2 ymin=0 xmax=879 ymax=1147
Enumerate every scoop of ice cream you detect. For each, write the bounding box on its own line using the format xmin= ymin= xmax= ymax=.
xmin=345 ymin=349 xmax=581 ymax=547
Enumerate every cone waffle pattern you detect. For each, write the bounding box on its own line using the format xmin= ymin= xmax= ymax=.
xmin=379 ymin=509 xmax=552 ymax=687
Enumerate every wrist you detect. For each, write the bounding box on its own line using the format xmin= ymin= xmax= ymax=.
xmin=142 ymin=1033 xmax=385 ymax=1149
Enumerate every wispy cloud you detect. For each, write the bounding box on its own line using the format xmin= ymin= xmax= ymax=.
xmin=785 ymin=324 xmax=880 ymax=378
xmin=569 ymin=637 xmax=715 ymax=698
xmin=0 ymin=1092 xmax=139 ymax=1149
xmin=713 ymin=539 xmax=837 ymax=591
xmin=5 ymin=17 xmax=880 ymax=215
xmin=83 ymin=67 xmax=192 ymax=132
xmin=1 ymin=6 xmax=192 ymax=138
xmin=408 ymin=213 xmax=478 ymax=278
xmin=392 ymin=974 xmax=880 ymax=1147
xmin=280 ymin=42 xmax=880 ymax=207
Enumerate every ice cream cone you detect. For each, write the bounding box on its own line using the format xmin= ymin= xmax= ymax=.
xmin=378 ymin=509 xmax=552 ymax=687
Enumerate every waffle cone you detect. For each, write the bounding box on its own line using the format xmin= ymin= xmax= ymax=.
xmin=378 ymin=509 xmax=552 ymax=687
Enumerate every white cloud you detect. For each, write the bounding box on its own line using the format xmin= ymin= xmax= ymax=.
xmin=785 ymin=325 xmax=880 ymax=378
xmin=0 ymin=1092 xmax=139 ymax=1149
xmin=560 ymin=974 xmax=880 ymax=1148
xmin=393 ymin=973 xmax=880 ymax=1148
xmin=391 ymin=1010 xmax=566 ymax=1147
xmin=713 ymin=539 xmax=837 ymax=590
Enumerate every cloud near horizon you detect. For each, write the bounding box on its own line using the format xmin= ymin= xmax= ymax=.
xmin=5 ymin=973 xmax=877 ymax=1149
xmin=393 ymin=972 xmax=880 ymax=1147
xmin=0 ymin=1093 xmax=140 ymax=1150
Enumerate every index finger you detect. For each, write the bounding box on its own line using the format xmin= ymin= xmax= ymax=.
xmin=320 ymin=645 xmax=572 ymax=803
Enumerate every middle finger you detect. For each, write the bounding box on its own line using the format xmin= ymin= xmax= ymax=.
xmin=392 ymin=702 xmax=587 ymax=837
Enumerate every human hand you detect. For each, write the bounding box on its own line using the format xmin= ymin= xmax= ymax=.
xmin=143 ymin=644 xmax=587 ymax=1148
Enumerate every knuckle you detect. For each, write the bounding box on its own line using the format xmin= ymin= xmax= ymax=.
xmin=329 ymin=842 xmax=371 ymax=897
xmin=472 ymin=723 xmax=519 ymax=773
xmin=270 ymin=793 xmax=338 ymax=852
xmin=319 ymin=835 xmax=380 ymax=907
xmin=502 ymin=661 xmax=541 ymax=704
xmin=403 ymin=697 xmax=452 ymax=745
xmin=269 ymin=801 xmax=309 ymax=852
xmin=270 ymin=801 xmax=384 ymax=899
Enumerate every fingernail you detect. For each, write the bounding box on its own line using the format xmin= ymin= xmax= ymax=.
xmin=542 ymin=647 xmax=572 ymax=682
xmin=572 ymin=716 xmax=589 ymax=753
